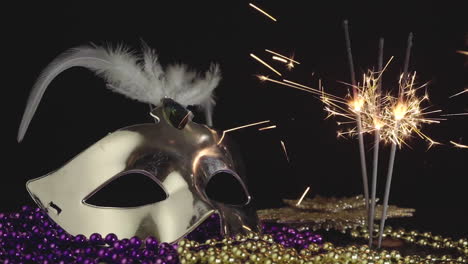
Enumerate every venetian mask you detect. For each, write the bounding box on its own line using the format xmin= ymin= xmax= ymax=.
xmin=18 ymin=44 xmax=260 ymax=243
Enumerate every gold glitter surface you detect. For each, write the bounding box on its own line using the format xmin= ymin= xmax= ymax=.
xmin=258 ymin=195 xmax=415 ymax=232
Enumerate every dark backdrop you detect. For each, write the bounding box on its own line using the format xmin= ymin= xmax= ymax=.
xmin=2 ymin=1 xmax=467 ymax=237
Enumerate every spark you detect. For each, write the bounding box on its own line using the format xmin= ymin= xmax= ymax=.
xmin=280 ymin=140 xmax=290 ymax=162
xmin=258 ymin=75 xmax=317 ymax=94
xmin=242 ymin=225 xmax=253 ymax=232
xmin=218 ymin=120 xmax=271 ymax=144
xmin=257 ymin=58 xmax=441 ymax=147
xmin=250 ymin=53 xmax=282 ymax=76
xmin=441 ymin=113 xmax=468 ymax=116
xmin=249 ymin=3 xmax=277 ymax=22
xmin=268 ymin=71 xmax=438 ymax=146
xmin=265 ymin=49 xmax=300 ymax=64
xmin=223 ymin=120 xmax=271 ymax=133
xmin=456 ymin=50 xmax=468 ymax=56
xmin=258 ymin=125 xmax=277 ymax=131
xmin=324 ymin=69 xmax=441 ymax=147
xmin=296 ymin=187 xmax=311 ymax=206
xmin=272 ymin=56 xmax=288 ymax=63
xmin=450 ymin=141 xmax=468 ymax=149
xmin=449 ymin=88 xmax=468 ymax=98
xmin=283 ymin=79 xmax=319 ymax=92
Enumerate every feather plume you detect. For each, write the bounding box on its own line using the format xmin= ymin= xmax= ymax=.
xmin=18 ymin=43 xmax=221 ymax=142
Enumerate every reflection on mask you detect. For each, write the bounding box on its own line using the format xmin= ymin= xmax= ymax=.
xmin=26 ymin=103 xmax=260 ymax=243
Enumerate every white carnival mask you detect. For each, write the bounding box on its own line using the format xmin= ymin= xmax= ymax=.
xmin=18 ymin=44 xmax=260 ymax=243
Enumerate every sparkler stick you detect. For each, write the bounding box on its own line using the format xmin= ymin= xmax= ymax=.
xmin=369 ymin=38 xmax=384 ymax=247
xmin=343 ymin=20 xmax=370 ymax=214
xmin=378 ymin=32 xmax=413 ymax=248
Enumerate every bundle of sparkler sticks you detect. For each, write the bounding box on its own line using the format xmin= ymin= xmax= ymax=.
xmin=246 ymin=3 xmax=467 ymax=248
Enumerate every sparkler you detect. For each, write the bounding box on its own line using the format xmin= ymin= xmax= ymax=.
xmin=258 ymin=38 xmax=443 ymax=249
xmin=250 ymin=8 xmax=447 ymax=247
xmin=343 ymin=20 xmax=370 ymax=216
xmin=250 ymin=53 xmax=282 ymax=76
xmin=378 ymin=32 xmax=412 ymax=248
xmin=259 ymin=61 xmax=441 ymax=148
xmin=369 ymin=37 xmax=384 ymax=247
xmin=249 ymin=3 xmax=277 ymax=22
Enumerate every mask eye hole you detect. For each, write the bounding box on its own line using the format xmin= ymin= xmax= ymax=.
xmin=205 ymin=171 xmax=250 ymax=206
xmin=84 ymin=172 xmax=167 ymax=208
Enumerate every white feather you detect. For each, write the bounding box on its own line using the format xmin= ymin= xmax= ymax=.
xmin=18 ymin=43 xmax=221 ymax=142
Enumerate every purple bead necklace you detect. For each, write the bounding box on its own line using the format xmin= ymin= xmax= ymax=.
xmin=0 ymin=206 xmax=322 ymax=263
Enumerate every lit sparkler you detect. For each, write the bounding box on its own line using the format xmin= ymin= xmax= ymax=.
xmin=249 ymin=3 xmax=277 ymax=22
xmin=258 ymin=65 xmax=442 ymax=147
xmin=250 ymin=8 xmax=448 ymax=248
xmin=258 ymin=47 xmax=443 ymax=249
xmin=343 ymin=20 xmax=369 ymax=218
xmin=369 ymin=37 xmax=384 ymax=247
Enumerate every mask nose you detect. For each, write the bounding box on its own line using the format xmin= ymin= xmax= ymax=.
xmin=215 ymin=203 xmax=261 ymax=236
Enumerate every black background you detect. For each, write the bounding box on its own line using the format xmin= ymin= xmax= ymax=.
xmin=2 ymin=1 xmax=467 ymax=237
